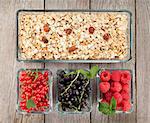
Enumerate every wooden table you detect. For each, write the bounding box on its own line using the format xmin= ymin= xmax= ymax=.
xmin=0 ymin=0 xmax=149 ymax=123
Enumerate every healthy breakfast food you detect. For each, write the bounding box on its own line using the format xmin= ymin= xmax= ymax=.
xmin=18 ymin=69 xmax=50 ymax=113
xmin=57 ymin=66 xmax=99 ymax=112
xmin=98 ymin=70 xmax=131 ymax=115
xmin=18 ymin=11 xmax=129 ymax=60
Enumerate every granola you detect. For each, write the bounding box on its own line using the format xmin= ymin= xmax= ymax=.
xmin=18 ymin=12 xmax=129 ymax=60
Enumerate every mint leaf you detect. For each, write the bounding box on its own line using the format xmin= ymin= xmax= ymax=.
xmin=78 ymin=69 xmax=90 ymax=78
xmin=89 ymin=65 xmax=99 ymax=78
xmin=98 ymin=102 xmax=110 ymax=113
xmin=64 ymin=65 xmax=99 ymax=79
xmin=98 ymin=99 xmax=116 ymax=115
xmin=64 ymin=71 xmax=76 ymax=77
xmin=110 ymin=97 xmax=117 ymax=110
xmin=26 ymin=99 xmax=36 ymax=109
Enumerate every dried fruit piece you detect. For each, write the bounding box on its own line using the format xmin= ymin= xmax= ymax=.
xmin=103 ymin=33 xmax=110 ymax=41
xmin=43 ymin=23 xmax=50 ymax=32
xmin=41 ymin=36 xmax=48 ymax=43
xmin=68 ymin=45 xmax=77 ymax=52
xmin=65 ymin=28 xmax=72 ymax=35
xmin=88 ymin=26 xmax=95 ymax=34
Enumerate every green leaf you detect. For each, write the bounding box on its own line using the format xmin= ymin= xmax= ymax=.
xmin=64 ymin=71 xmax=76 ymax=77
xmin=110 ymin=97 xmax=117 ymax=110
xmin=109 ymin=109 xmax=116 ymax=115
xmin=78 ymin=69 xmax=91 ymax=78
xmin=26 ymin=99 xmax=36 ymax=109
xmin=98 ymin=102 xmax=110 ymax=113
xmin=89 ymin=65 xmax=99 ymax=78
xmin=98 ymin=100 xmax=116 ymax=115
xmin=64 ymin=65 xmax=99 ymax=79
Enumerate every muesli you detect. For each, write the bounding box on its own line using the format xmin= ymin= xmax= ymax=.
xmin=18 ymin=12 xmax=129 ymax=60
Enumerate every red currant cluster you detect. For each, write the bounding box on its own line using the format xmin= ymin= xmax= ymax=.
xmin=18 ymin=70 xmax=50 ymax=113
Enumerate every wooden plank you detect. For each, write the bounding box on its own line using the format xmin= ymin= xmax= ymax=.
xmin=136 ymin=0 xmax=150 ymax=123
xmin=44 ymin=0 xmax=90 ymax=123
xmin=0 ymin=0 xmax=44 ymax=123
xmin=90 ymin=0 xmax=136 ymax=123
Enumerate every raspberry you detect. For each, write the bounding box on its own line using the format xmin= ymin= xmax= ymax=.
xmin=104 ymin=91 xmax=112 ymax=102
xmin=121 ymin=100 xmax=131 ymax=112
xmin=99 ymin=82 xmax=110 ymax=93
xmin=100 ymin=71 xmax=111 ymax=82
xmin=110 ymin=82 xmax=122 ymax=92
xmin=121 ymin=91 xmax=130 ymax=100
xmin=101 ymin=99 xmax=108 ymax=104
xmin=111 ymin=70 xmax=121 ymax=82
xmin=121 ymin=71 xmax=131 ymax=84
xmin=113 ymin=92 xmax=123 ymax=104
xmin=116 ymin=104 xmax=122 ymax=110
xmin=122 ymin=84 xmax=129 ymax=92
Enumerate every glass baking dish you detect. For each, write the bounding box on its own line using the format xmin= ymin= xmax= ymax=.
xmin=55 ymin=69 xmax=93 ymax=114
xmin=97 ymin=69 xmax=134 ymax=114
xmin=16 ymin=9 xmax=132 ymax=63
xmin=16 ymin=68 xmax=53 ymax=114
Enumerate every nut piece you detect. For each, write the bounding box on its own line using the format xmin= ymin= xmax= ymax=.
xmin=68 ymin=45 xmax=78 ymax=52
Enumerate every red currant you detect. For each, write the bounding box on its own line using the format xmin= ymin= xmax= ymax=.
xmin=25 ymin=76 xmax=31 ymax=81
xmin=20 ymin=71 xmax=27 ymax=76
xmin=21 ymin=93 xmax=26 ymax=99
xmin=19 ymin=76 xmax=25 ymax=82
xmin=20 ymin=101 xmax=26 ymax=107
xmin=44 ymin=71 xmax=49 ymax=77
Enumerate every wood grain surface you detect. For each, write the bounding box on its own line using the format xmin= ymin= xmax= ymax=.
xmin=0 ymin=0 xmax=44 ymax=123
xmin=90 ymin=0 xmax=136 ymax=123
xmin=44 ymin=0 xmax=90 ymax=123
xmin=0 ymin=0 xmax=150 ymax=123
xmin=136 ymin=0 xmax=150 ymax=123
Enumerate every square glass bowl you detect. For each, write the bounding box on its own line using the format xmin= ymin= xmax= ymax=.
xmin=16 ymin=68 xmax=53 ymax=114
xmin=97 ymin=69 xmax=134 ymax=114
xmin=55 ymin=69 xmax=92 ymax=114
xmin=17 ymin=9 xmax=132 ymax=63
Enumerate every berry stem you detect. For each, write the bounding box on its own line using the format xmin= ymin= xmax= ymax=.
xmin=61 ymin=71 xmax=80 ymax=96
xmin=78 ymin=80 xmax=90 ymax=110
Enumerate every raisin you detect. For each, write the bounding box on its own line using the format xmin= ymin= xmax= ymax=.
xmin=41 ymin=36 xmax=48 ymax=43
